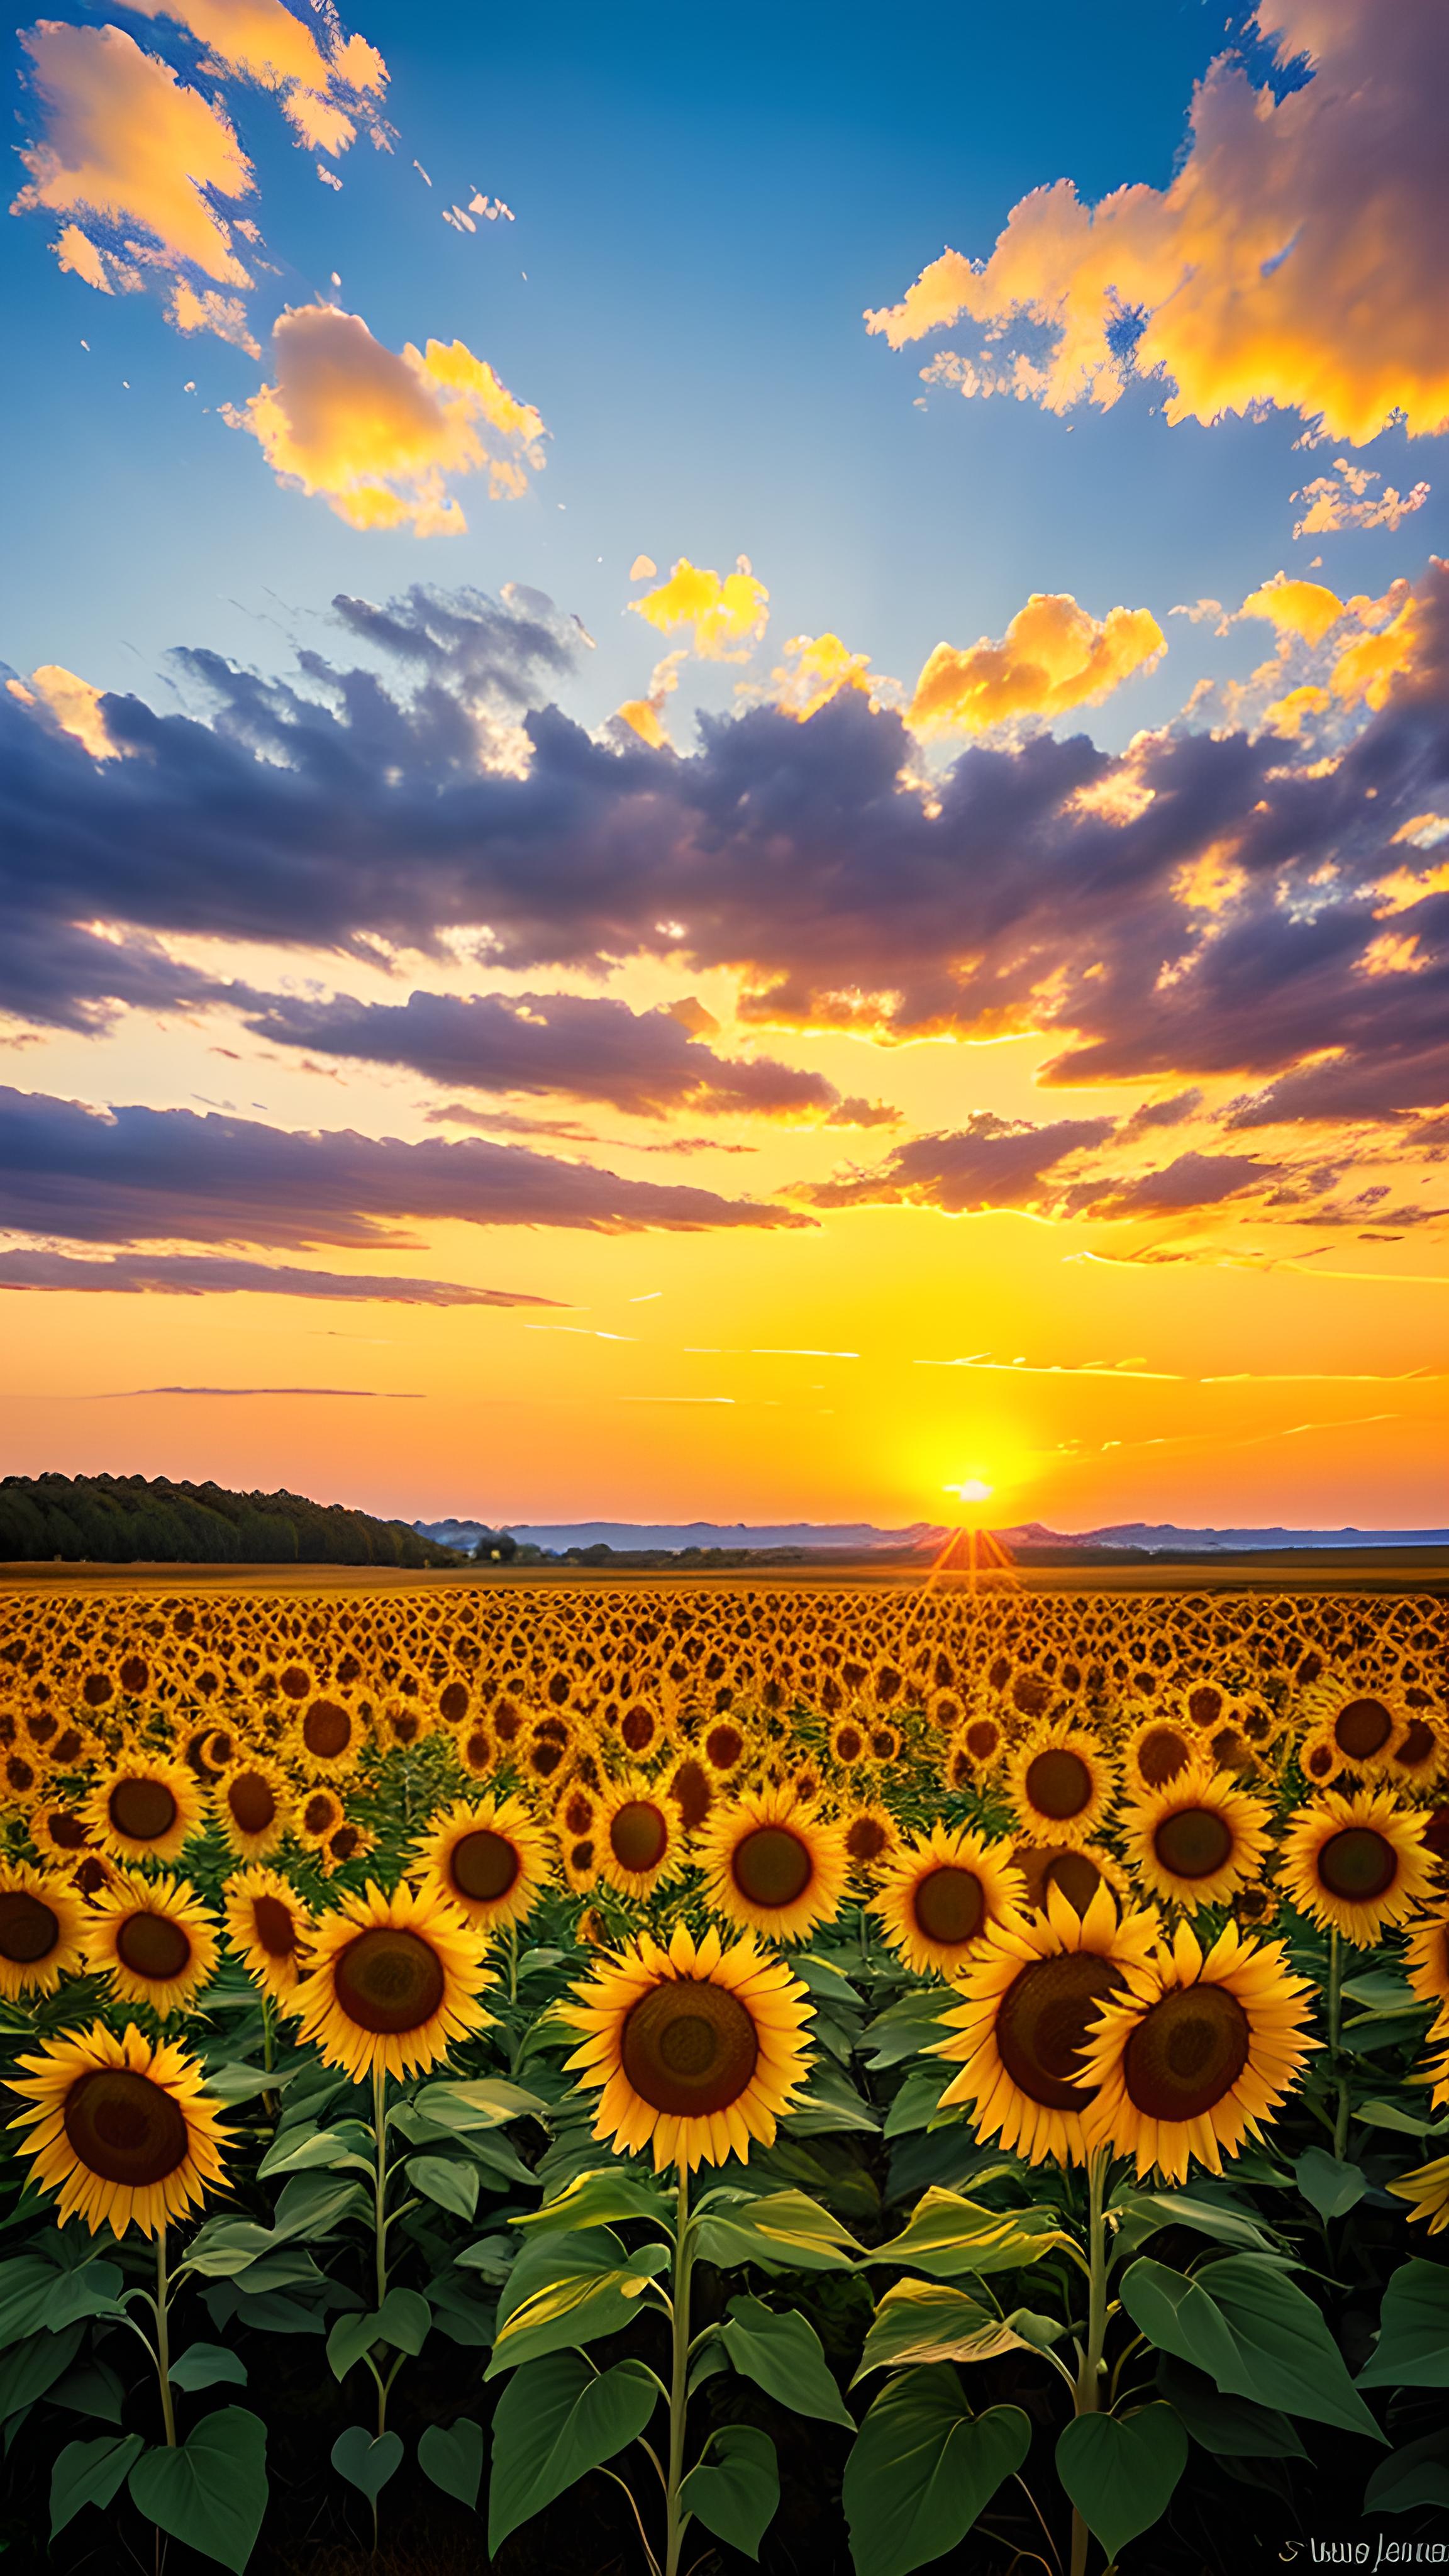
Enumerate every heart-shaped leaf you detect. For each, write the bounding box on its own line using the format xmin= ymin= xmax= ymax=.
xmin=128 ymin=2408 xmax=269 ymax=2574
xmin=419 ymin=2418 xmax=484 ymax=2511
xmin=330 ymin=2426 xmax=403 ymax=2506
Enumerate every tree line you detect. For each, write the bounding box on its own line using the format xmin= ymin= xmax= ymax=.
xmin=0 ymin=1473 xmax=460 ymax=1567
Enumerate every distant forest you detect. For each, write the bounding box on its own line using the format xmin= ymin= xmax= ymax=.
xmin=0 ymin=1473 xmax=460 ymax=1567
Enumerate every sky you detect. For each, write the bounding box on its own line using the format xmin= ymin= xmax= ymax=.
xmin=2 ymin=0 xmax=1447 ymax=1535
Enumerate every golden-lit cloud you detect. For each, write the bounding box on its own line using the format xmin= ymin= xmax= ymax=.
xmin=5 ymin=665 xmax=117 ymax=760
xmin=168 ymin=277 xmax=260 ymax=355
xmin=770 ymin=632 xmax=880 ymax=721
xmin=1238 ymin=575 xmax=1346 ymax=648
xmin=13 ymin=21 xmax=255 ymax=287
xmin=630 ymin=557 xmax=770 ymax=661
xmin=908 ymin=592 xmax=1164 ymax=736
xmin=1291 ymin=458 xmax=1430 ymax=540
xmin=222 ymin=304 xmax=547 ymax=533
xmin=125 ymin=0 xmax=387 ymax=156
xmin=616 ymin=651 xmax=686 ymax=751
xmin=865 ymin=1 xmax=1449 ymax=445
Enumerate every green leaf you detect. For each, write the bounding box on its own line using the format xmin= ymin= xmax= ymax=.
xmin=1157 ymin=2355 xmax=1307 ymax=2459
xmin=866 ymin=2187 xmax=1070 ymax=2279
xmin=487 ymin=2252 xmax=665 ymax=2377
xmin=271 ymin=2170 xmax=369 ymax=2240
xmin=1294 ymin=2148 xmax=1366 ymax=2220
xmin=170 ymin=2344 xmax=248 ymax=2392
xmin=414 ymin=2077 xmax=549 ymax=2131
xmin=785 ymin=2065 xmax=882 ymax=2135
xmin=258 ymin=2119 xmax=373 ymax=2180
xmin=513 ymin=2166 xmax=674 ymax=2238
xmin=1365 ymin=2432 xmax=1449 ymax=2515
xmin=853 ymin=2279 xmax=1041 ymax=2383
xmin=487 ymin=2353 xmax=659 ymax=2554
xmin=1111 ymin=2188 xmax=1277 ymax=2255
xmin=331 ymin=2427 xmax=403 ymax=2505
xmin=1358 ymin=2258 xmax=1449 ymax=2389
xmin=1056 ymin=2405 xmax=1187 ymax=2559
xmin=47 ymin=2262 xmax=126 ymax=2328
xmin=692 ymin=2188 xmax=863 ymax=2273
xmin=182 ymin=2220 xmax=282 ymax=2279
xmin=0 ymin=2322 xmax=84 ymax=2423
xmin=419 ymin=2418 xmax=484 ymax=2511
xmin=883 ymin=2067 xmax=955 ymax=2140
xmin=202 ymin=2062 xmax=299 ymax=2107
xmin=128 ymin=2407 xmax=269 ymax=2574
xmin=50 ymin=2432 xmax=143 ymax=2537
xmin=680 ymin=2424 xmax=779 ymax=2560
xmin=406 ymin=2156 xmax=480 ymax=2221
xmin=328 ymin=2288 xmax=431 ymax=2379
xmin=859 ymin=1992 xmax=957 ymax=2069
xmin=1355 ymin=2099 xmax=1448 ymax=2140
xmin=720 ymin=2296 xmax=853 ymax=2426
xmin=1120 ymin=2255 xmax=1383 ymax=2439
xmin=842 ymin=2370 xmax=1031 ymax=2576
xmin=0 ymin=2255 xmax=120 ymax=2341
xmin=50 ymin=2359 xmax=126 ymax=2425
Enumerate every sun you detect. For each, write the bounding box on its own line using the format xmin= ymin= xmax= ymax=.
xmin=943 ymin=1478 xmax=994 ymax=1504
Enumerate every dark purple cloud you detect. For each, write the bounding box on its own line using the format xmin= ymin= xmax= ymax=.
xmin=238 ymin=985 xmax=891 ymax=1124
xmin=0 ymin=1087 xmax=813 ymax=1250
xmin=1062 ymin=1151 xmax=1279 ymax=1221
xmin=796 ymin=1112 xmax=1115 ymax=1213
xmin=0 ymin=1249 xmax=562 ymax=1304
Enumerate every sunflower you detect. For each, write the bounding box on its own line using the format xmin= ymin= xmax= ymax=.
xmin=594 ymin=1779 xmax=680 ymax=1900
xmin=837 ymin=1803 xmax=896 ymax=1879
xmin=872 ymin=1825 xmax=1024 ymax=1980
xmin=1123 ymin=1716 xmax=1199 ymax=1796
xmin=666 ymin=1756 xmax=715 ymax=1836
xmin=700 ymin=1785 xmax=848 ymax=1945
xmin=411 ymin=1793 xmax=552 ymax=1935
xmin=86 ymin=1755 xmax=204 ymax=1866
xmin=379 ymin=1698 xmax=433 ymax=1753
xmin=1231 ymin=1881 xmax=1280 ymax=1933
xmin=1011 ymin=1841 xmax=1130 ymax=1920
xmin=617 ymin=1697 xmax=667 ymax=1762
xmin=292 ymin=1880 xmax=492 ymax=2082
xmin=288 ymin=1691 xmax=370 ymax=1779
xmin=317 ymin=1821 xmax=377 ymax=1875
xmin=1317 ymin=1688 xmax=1409 ymax=1777
xmin=830 ymin=1718 xmax=869 ymax=1769
xmin=1279 ymin=1786 xmax=1433 ymax=1946
xmin=933 ymin=1883 xmax=1158 ymax=2165
xmin=1404 ymin=1907 xmax=1449 ymax=2018
xmin=555 ymin=1780 xmax=600 ymax=1843
xmin=1389 ymin=2154 xmax=1449 ymax=2236
xmin=223 ymin=1866 xmax=316 ymax=2007
xmin=2 ymin=1748 xmax=46 ymax=1804
xmin=178 ymin=1721 xmax=232 ymax=1784
xmin=213 ymin=1757 xmax=291 ymax=1862
xmin=8 ymin=2022 xmax=228 ymax=2238
xmin=1121 ymin=1767 xmax=1272 ymax=1912
xmin=296 ymin=1784 xmax=347 ymax=1850
xmin=950 ymin=1711 xmax=1008 ymax=1775
xmin=562 ymin=1921 xmax=812 ymax=2174
xmin=28 ymin=1798 xmax=98 ymax=1870
xmin=84 ymin=1872 xmax=220 ymax=2019
xmin=1007 ymin=1719 xmax=1117 ymax=1850
xmin=560 ymin=1833 xmax=601 ymax=1894
xmin=1299 ymin=1726 xmax=1345 ymax=1789
xmin=0 ymin=1862 xmax=88 ymax=1998
xmin=1078 ymin=1919 xmax=1315 ymax=2183
xmin=1389 ymin=1714 xmax=1446 ymax=1787
xmin=867 ymin=1722 xmax=902 ymax=1766
xmin=457 ymin=1721 xmax=496 ymax=1781
xmin=22 ymin=1709 xmax=91 ymax=1769
xmin=698 ymin=1714 xmax=752 ymax=1783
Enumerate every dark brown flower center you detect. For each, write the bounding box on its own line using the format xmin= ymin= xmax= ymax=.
xmin=1395 ymin=1721 xmax=1437 ymax=1770
xmin=846 ymin=1815 xmax=889 ymax=1864
xmin=1317 ymin=1825 xmax=1397 ymax=1902
xmin=0 ymin=1890 xmax=60 ymax=1964
xmin=1043 ymin=1851 xmax=1105 ymax=1915
xmin=449 ymin=1829 xmax=519 ymax=1903
xmin=621 ymin=1978 xmax=759 ymax=2117
xmin=669 ymin=1761 xmax=712 ymax=1831
xmin=1153 ymin=1806 xmax=1235 ymax=1882
xmin=1185 ymin=1686 xmax=1224 ymax=1728
xmin=64 ymin=2068 xmax=189 ymax=2187
xmin=1333 ymin=1699 xmax=1392 ymax=1760
xmin=620 ymin=1707 xmax=657 ymax=1754
xmin=1024 ymin=1748 xmax=1093 ymax=1822
xmin=1137 ymin=1726 xmax=1192 ymax=1787
xmin=995 ymin=1953 xmax=1124 ymax=2109
xmin=704 ymin=1724 xmax=744 ymax=1770
xmin=1123 ymin=1984 xmax=1250 ymax=2121
xmin=609 ymin=1801 xmax=669 ymax=1875
xmin=280 ymin=1665 xmax=310 ymax=1700
xmin=119 ymin=1657 xmax=150 ymax=1695
xmin=302 ymin=1700 xmax=352 ymax=1759
xmin=835 ymin=1726 xmax=865 ymax=1763
xmin=82 ymin=1672 xmax=114 ymax=1707
xmin=109 ymin=1779 xmax=179 ymax=1844
xmin=228 ymin=1772 xmax=277 ymax=1835
xmin=731 ymin=1824 xmax=812 ymax=1910
xmin=439 ymin=1682 xmax=469 ymax=1725
xmin=965 ymin=1721 xmax=1001 ymax=1761
xmin=44 ymin=1810 xmax=87 ymax=1850
xmin=252 ymin=1894 xmax=297 ymax=1957
xmin=334 ymin=1928 xmax=446 ymax=2033
xmin=303 ymin=1793 xmax=338 ymax=1836
xmin=117 ymin=1911 xmax=192 ymax=1983
xmin=911 ymin=1865 xmax=984 ymax=1948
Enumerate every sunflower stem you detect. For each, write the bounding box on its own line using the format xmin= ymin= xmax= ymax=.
xmin=1327 ymin=1929 xmax=1352 ymax=2160
xmin=507 ymin=1920 xmax=519 ymax=2006
xmin=155 ymin=2228 xmax=177 ymax=2448
xmin=663 ymin=2162 xmax=694 ymax=2576
xmin=1069 ymin=2148 xmax=1111 ymax=2576
xmin=371 ymin=2060 xmax=389 ymax=2312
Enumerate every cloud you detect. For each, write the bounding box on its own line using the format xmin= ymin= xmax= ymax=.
xmin=770 ymin=633 xmax=882 ymax=722
xmin=630 ymin=558 xmax=770 ymax=661
xmin=616 ymin=651 xmax=685 ymax=750
xmin=1062 ymin=1150 xmax=1279 ymax=1221
xmin=222 ymin=304 xmax=547 ymax=532
xmin=908 ymin=592 xmax=1165 ymax=736
xmin=1292 ymin=459 xmax=1431 ymax=540
xmin=103 ymin=1386 xmax=420 ymax=1398
xmin=1238 ymin=575 xmax=1348 ymax=647
xmin=126 ymin=0 xmax=386 ymax=136
xmin=795 ymin=1112 xmax=1115 ymax=1213
xmin=629 ymin=555 xmax=657 ymax=582
xmin=0 ymin=1086 xmax=813 ymax=1249
xmin=236 ymin=986 xmax=887 ymax=1125
xmin=6 ymin=665 xmax=118 ymax=760
xmin=0 ymin=1250 xmax=561 ymax=1304
xmin=865 ymin=0 xmax=1449 ymax=445
xmin=167 ymin=279 xmax=260 ymax=356
xmin=13 ymin=21 xmax=254 ymax=287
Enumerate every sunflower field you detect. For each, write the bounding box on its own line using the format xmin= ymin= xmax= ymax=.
xmin=1 ymin=1577 xmax=1448 ymax=2576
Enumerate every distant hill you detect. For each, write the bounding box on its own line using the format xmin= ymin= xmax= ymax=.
xmin=1 ymin=1473 xmax=460 ymax=1567
xmin=418 ymin=1513 xmax=1449 ymax=1559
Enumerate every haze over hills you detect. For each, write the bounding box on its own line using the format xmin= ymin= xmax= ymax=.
xmin=415 ymin=1516 xmax=1449 ymax=1557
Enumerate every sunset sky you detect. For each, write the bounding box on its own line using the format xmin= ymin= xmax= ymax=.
xmin=3 ymin=0 xmax=1447 ymax=1535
